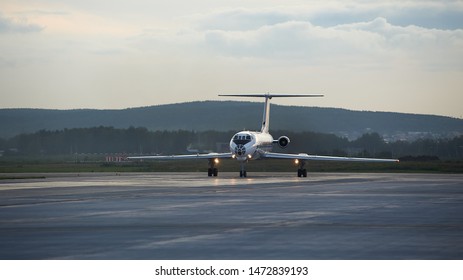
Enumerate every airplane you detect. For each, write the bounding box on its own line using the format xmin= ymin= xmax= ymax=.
xmin=128 ymin=94 xmax=399 ymax=177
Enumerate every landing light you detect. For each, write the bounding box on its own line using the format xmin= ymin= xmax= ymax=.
xmin=295 ymin=159 xmax=299 ymax=165
xmin=214 ymin=158 xmax=219 ymax=164
xmin=247 ymin=154 xmax=252 ymax=159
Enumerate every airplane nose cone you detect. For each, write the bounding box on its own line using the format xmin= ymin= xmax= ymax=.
xmin=234 ymin=144 xmax=246 ymax=156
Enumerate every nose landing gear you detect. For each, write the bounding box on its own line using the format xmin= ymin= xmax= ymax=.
xmin=239 ymin=161 xmax=247 ymax=178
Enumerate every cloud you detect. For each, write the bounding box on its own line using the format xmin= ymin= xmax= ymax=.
xmin=304 ymin=1 xmax=463 ymax=30
xmin=0 ymin=13 xmax=43 ymax=33
xmin=203 ymin=21 xmax=347 ymax=61
xmin=196 ymin=2 xmax=463 ymax=31
xmin=195 ymin=8 xmax=293 ymax=31
xmin=195 ymin=7 xmax=463 ymax=71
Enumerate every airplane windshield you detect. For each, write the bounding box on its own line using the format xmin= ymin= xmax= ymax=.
xmin=233 ymin=134 xmax=252 ymax=145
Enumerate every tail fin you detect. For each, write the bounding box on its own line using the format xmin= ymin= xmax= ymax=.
xmin=261 ymin=95 xmax=271 ymax=133
xmin=219 ymin=93 xmax=323 ymax=133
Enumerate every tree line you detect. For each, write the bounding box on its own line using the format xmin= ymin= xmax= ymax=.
xmin=0 ymin=126 xmax=462 ymax=160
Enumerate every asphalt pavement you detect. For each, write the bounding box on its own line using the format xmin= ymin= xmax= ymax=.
xmin=0 ymin=172 xmax=462 ymax=259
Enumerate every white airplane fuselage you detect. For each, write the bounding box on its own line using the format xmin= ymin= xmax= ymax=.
xmin=230 ymin=131 xmax=274 ymax=161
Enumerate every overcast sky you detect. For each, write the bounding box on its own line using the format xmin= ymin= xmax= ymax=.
xmin=1 ymin=0 xmax=462 ymax=118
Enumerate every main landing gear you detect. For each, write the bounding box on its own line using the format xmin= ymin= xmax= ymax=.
xmin=297 ymin=168 xmax=307 ymax=177
xmin=296 ymin=159 xmax=307 ymax=177
xmin=208 ymin=158 xmax=218 ymax=177
xmin=208 ymin=168 xmax=218 ymax=177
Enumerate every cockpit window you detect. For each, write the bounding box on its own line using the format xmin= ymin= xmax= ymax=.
xmin=233 ymin=134 xmax=252 ymax=145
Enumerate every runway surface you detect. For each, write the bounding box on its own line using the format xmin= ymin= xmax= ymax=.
xmin=0 ymin=172 xmax=462 ymax=259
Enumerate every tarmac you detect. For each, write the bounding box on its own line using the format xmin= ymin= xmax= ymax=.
xmin=0 ymin=172 xmax=462 ymax=260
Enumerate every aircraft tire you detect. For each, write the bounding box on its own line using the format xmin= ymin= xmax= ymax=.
xmin=302 ymin=169 xmax=307 ymax=177
xmin=297 ymin=169 xmax=302 ymax=177
xmin=208 ymin=168 xmax=213 ymax=177
xmin=213 ymin=168 xmax=218 ymax=177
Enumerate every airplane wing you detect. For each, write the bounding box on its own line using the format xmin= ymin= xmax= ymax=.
xmin=127 ymin=152 xmax=233 ymax=160
xmin=262 ymin=152 xmax=399 ymax=163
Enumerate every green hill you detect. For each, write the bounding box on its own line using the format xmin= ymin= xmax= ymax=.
xmin=1 ymin=101 xmax=462 ymax=139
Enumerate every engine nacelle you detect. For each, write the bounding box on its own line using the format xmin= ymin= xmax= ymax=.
xmin=274 ymin=136 xmax=290 ymax=149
